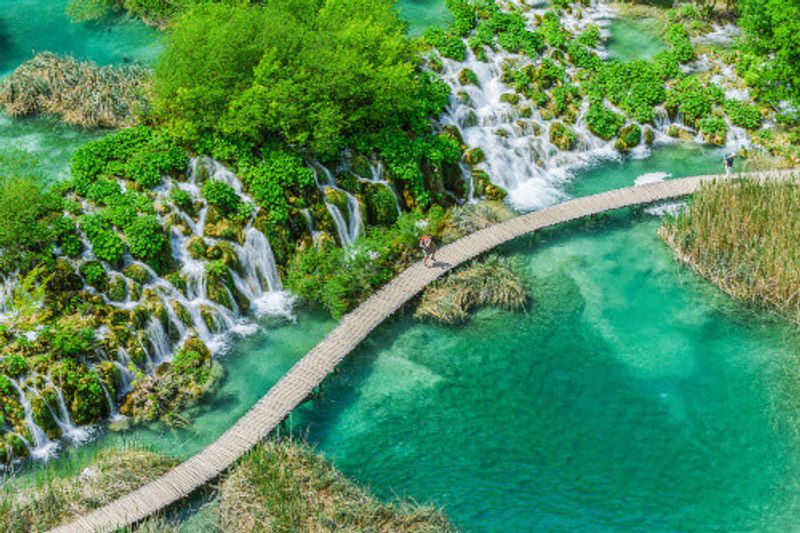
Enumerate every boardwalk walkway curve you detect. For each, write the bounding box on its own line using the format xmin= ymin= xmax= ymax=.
xmin=52 ymin=170 xmax=797 ymax=532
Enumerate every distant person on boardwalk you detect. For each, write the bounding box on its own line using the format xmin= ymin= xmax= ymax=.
xmin=724 ymin=153 xmax=736 ymax=176
xmin=420 ymin=234 xmax=436 ymax=268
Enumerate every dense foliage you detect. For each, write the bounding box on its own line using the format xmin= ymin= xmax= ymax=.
xmin=737 ymin=0 xmax=800 ymax=107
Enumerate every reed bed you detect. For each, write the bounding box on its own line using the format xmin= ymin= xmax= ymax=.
xmin=0 ymin=447 xmax=177 ymax=532
xmin=217 ymin=439 xmax=454 ymax=532
xmin=0 ymin=52 xmax=149 ymax=128
xmin=660 ymin=175 xmax=800 ymax=323
xmin=415 ymin=255 xmax=528 ymax=324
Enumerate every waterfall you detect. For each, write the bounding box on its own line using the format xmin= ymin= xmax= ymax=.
xmin=300 ymin=209 xmax=322 ymax=245
xmin=145 ymin=319 xmax=172 ymax=365
xmin=8 ymin=378 xmax=58 ymax=460
xmin=314 ymin=164 xmax=363 ymax=247
xmin=351 ymin=161 xmax=403 ymax=215
xmin=437 ymin=0 xmax=623 ymax=211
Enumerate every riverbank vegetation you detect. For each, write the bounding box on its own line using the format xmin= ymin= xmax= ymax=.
xmin=0 ymin=439 xmax=453 ymax=532
xmin=1 ymin=0 xmax=798 ymax=464
xmin=416 ymin=255 xmax=528 ymax=324
xmin=0 ymin=446 xmax=177 ymax=531
xmin=216 ymin=439 xmax=453 ymax=532
xmin=660 ymin=176 xmax=800 ymax=322
xmin=0 ymin=53 xmax=149 ymax=128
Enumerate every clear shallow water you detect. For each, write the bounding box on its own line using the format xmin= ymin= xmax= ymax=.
xmin=566 ymin=142 xmax=725 ymax=198
xmin=397 ymin=0 xmax=451 ymax=37
xmin=298 ymin=215 xmax=800 ymax=532
xmin=606 ymin=14 xmax=666 ymax=61
xmin=0 ymin=0 xmax=160 ymax=179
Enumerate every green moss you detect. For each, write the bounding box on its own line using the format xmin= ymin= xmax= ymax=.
xmin=615 ymin=124 xmax=642 ymax=151
xmin=549 ymin=121 xmax=576 ymax=151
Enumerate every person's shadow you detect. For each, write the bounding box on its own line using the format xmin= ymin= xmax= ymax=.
xmin=430 ymin=260 xmax=452 ymax=269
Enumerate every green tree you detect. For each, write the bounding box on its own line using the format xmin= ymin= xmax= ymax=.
xmin=738 ymin=0 xmax=800 ymax=105
xmin=154 ymin=0 xmax=430 ymax=157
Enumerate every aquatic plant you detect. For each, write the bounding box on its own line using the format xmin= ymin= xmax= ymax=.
xmin=0 ymin=447 xmax=177 ymax=532
xmin=0 ymin=53 xmax=148 ymax=128
xmin=218 ymin=439 xmax=454 ymax=532
xmin=661 ymin=176 xmax=800 ymax=323
xmin=415 ymin=255 xmax=528 ymax=324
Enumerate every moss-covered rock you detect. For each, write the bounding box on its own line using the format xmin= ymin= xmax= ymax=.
xmin=464 ymin=147 xmax=486 ymax=166
xmin=472 ymin=170 xmax=507 ymax=201
xmin=364 ymin=184 xmax=399 ymax=226
xmin=644 ymin=126 xmax=656 ymax=145
xmin=549 ymin=121 xmax=576 ymax=150
xmin=123 ymin=263 xmax=151 ymax=285
xmin=458 ymin=68 xmax=479 ymax=86
xmin=615 ymin=123 xmax=642 ymax=151
xmin=187 ymin=236 xmax=207 ymax=260
xmin=204 ymin=219 xmax=243 ymax=242
xmin=106 ymin=273 xmax=127 ymax=302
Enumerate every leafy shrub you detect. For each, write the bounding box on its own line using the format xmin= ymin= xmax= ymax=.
xmin=80 ymin=214 xmax=125 ymax=264
xmin=723 ymin=99 xmax=762 ymax=129
xmin=50 ymin=216 xmax=83 ymax=257
xmin=425 ymin=28 xmax=467 ymax=60
xmin=541 ymin=11 xmax=569 ymax=48
xmin=577 ymin=26 xmax=601 ymax=48
xmin=597 ymin=60 xmax=666 ymax=122
xmin=71 ymin=126 xmax=187 ymax=191
xmin=125 ymin=215 xmax=168 ymax=264
xmin=666 ymin=24 xmax=694 ymax=63
xmin=202 ymin=180 xmax=240 ymax=216
xmin=586 ymin=104 xmax=624 ymax=140
xmin=666 ymin=78 xmax=723 ymax=126
xmin=653 ymin=50 xmax=680 ymax=80
xmin=170 ymin=188 xmax=193 ymax=211
xmin=699 ymin=116 xmax=728 ymax=144
xmin=80 ymin=261 xmax=107 ymax=289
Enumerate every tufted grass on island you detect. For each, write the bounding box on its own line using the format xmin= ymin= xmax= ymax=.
xmin=217 ymin=439 xmax=454 ymax=532
xmin=659 ymin=176 xmax=800 ymax=323
xmin=0 ymin=53 xmax=149 ymax=128
xmin=415 ymin=254 xmax=528 ymax=324
xmin=0 ymin=446 xmax=177 ymax=532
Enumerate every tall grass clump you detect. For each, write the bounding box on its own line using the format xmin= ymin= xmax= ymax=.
xmin=217 ymin=439 xmax=454 ymax=532
xmin=0 ymin=446 xmax=177 ymax=532
xmin=0 ymin=52 xmax=149 ymax=128
xmin=660 ymin=176 xmax=800 ymax=323
xmin=415 ymin=255 xmax=528 ymax=324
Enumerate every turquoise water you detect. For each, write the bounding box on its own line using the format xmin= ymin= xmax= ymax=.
xmin=397 ymin=0 xmax=451 ymax=37
xmin=566 ymin=142 xmax=725 ymax=198
xmin=297 ymin=215 xmax=800 ymax=531
xmin=0 ymin=0 xmax=160 ymax=179
xmin=606 ymin=15 xmax=666 ymax=61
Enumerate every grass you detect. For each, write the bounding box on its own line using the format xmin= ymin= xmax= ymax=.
xmin=415 ymin=254 xmax=528 ymax=324
xmin=0 ymin=52 xmax=149 ymax=128
xmin=660 ymin=175 xmax=800 ymax=323
xmin=440 ymin=201 xmax=515 ymax=243
xmin=216 ymin=439 xmax=454 ymax=532
xmin=0 ymin=445 xmax=177 ymax=532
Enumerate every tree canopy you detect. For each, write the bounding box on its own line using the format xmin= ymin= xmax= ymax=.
xmin=154 ymin=0 xmax=432 ymax=157
xmin=738 ymin=0 xmax=800 ymax=106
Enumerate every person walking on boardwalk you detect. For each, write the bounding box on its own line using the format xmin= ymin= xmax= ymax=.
xmin=420 ymin=234 xmax=436 ymax=268
xmin=724 ymin=153 xmax=736 ymax=176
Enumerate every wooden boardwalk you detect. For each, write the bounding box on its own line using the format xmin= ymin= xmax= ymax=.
xmin=51 ymin=170 xmax=796 ymax=532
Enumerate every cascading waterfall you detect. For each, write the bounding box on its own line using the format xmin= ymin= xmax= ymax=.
xmin=2 ymin=157 xmax=298 ymax=463
xmin=438 ymin=0 xmax=750 ymax=212
xmin=313 ymin=164 xmax=363 ymax=247
xmin=8 ymin=378 xmax=58 ymax=460
xmin=350 ymin=161 xmax=403 ymax=215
